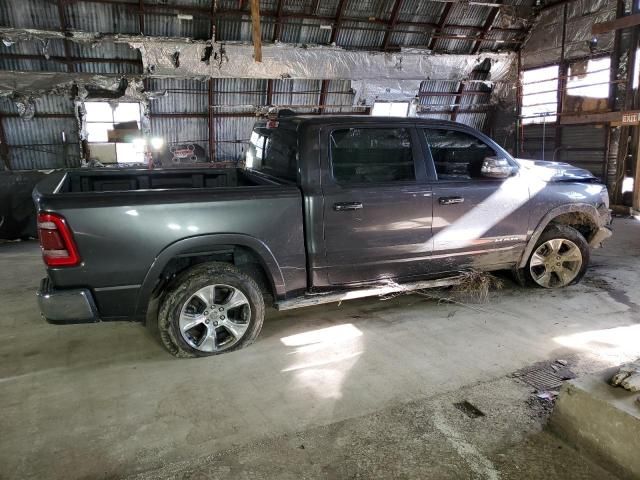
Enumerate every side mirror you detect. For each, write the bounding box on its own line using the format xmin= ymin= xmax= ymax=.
xmin=481 ymin=156 xmax=516 ymax=179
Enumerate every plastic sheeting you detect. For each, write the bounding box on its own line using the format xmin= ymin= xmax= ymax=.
xmin=0 ymin=70 xmax=162 ymax=104
xmin=0 ymin=27 xmax=516 ymax=82
xmin=0 ymin=27 xmax=518 ymax=112
xmin=521 ymin=0 xmax=616 ymax=69
xmin=351 ymin=79 xmax=422 ymax=105
xmin=132 ymin=40 xmax=515 ymax=83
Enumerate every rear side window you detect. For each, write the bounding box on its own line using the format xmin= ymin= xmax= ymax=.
xmin=423 ymin=129 xmax=498 ymax=181
xmin=330 ymin=128 xmax=415 ymax=183
xmin=247 ymin=127 xmax=298 ymax=182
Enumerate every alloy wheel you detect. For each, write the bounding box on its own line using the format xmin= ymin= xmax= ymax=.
xmin=178 ymin=284 xmax=251 ymax=352
xmin=529 ymin=238 xmax=583 ymax=288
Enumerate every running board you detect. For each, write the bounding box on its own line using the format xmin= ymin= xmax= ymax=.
xmin=275 ymin=276 xmax=462 ymax=311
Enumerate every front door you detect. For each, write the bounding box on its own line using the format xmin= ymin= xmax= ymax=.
xmin=422 ymin=127 xmax=531 ymax=272
xmin=319 ymin=125 xmax=434 ymax=286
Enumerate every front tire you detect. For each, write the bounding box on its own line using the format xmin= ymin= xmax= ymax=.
xmin=523 ymin=224 xmax=590 ymax=288
xmin=158 ymin=262 xmax=265 ymax=357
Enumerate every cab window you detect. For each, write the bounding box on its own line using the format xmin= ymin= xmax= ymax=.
xmin=423 ymin=129 xmax=498 ymax=181
xmin=330 ymin=127 xmax=415 ymax=183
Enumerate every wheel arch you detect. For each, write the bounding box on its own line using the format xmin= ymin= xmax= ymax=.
xmin=135 ymin=233 xmax=286 ymax=322
xmin=518 ymin=203 xmax=600 ymax=268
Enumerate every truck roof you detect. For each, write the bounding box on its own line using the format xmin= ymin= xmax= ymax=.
xmin=270 ymin=115 xmax=472 ymax=129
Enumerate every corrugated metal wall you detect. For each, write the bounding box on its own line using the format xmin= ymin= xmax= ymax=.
xmin=520 ymin=123 xmax=557 ymax=161
xmin=0 ymin=96 xmax=81 ymax=170
xmin=0 ymin=0 xmax=530 ymax=170
xmin=145 ymin=78 xmax=363 ymax=162
xmin=519 ymin=123 xmax=607 ymax=178
xmin=557 ymin=125 xmax=608 ymax=177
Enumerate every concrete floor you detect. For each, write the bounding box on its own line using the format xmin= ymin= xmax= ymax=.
xmin=1 ymin=218 xmax=639 ymax=479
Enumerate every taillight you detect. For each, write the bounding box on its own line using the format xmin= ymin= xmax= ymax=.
xmin=37 ymin=213 xmax=81 ymax=267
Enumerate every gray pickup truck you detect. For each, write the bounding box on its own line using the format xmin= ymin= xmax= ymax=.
xmin=34 ymin=115 xmax=612 ymax=357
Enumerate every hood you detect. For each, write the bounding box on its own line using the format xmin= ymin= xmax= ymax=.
xmin=514 ymin=158 xmax=598 ymax=183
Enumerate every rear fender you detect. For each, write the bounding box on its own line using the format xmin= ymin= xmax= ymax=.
xmin=135 ymin=233 xmax=286 ymax=318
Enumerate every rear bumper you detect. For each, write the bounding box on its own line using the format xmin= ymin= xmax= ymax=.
xmin=37 ymin=278 xmax=100 ymax=324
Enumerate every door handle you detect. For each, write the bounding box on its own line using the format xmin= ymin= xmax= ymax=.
xmin=333 ymin=202 xmax=364 ymax=211
xmin=439 ymin=196 xmax=464 ymax=205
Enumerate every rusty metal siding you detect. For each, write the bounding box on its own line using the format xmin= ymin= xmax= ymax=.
xmin=0 ymin=0 xmax=60 ymax=30
xmin=149 ymin=116 xmax=210 ymax=157
xmin=325 ymin=80 xmax=359 ymax=113
xmin=3 ymin=117 xmax=80 ymax=169
xmin=279 ymin=19 xmax=332 ymax=44
xmin=66 ymin=2 xmax=139 ymax=35
xmin=558 ymin=124 xmax=607 ymax=177
xmin=336 ymin=21 xmax=386 ymax=49
xmin=149 ymin=78 xmax=208 ymax=114
xmin=521 ymin=123 xmax=558 ymax=162
xmin=272 ymin=79 xmax=321 ymax=113
xmin=213 ymin=78 xmax=267 ymax=114
xmin=214 ymin=115 xmax=257 ymax=161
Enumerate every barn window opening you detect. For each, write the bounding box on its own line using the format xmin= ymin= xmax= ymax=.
xmin=521 ymin=65 xmax=559 ymax=125
xmin=371 ymin=102 xmax=410 ymax=117
xmin=85 ymin=102 xmax=144 ymax=164
xmin=566 ymin=57 xmax=611 ymax=99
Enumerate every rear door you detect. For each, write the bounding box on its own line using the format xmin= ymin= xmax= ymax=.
xmin=319 ymin=123 xmax=434 ymax=286
xmin=421 ymin=127 xmax=530 ymax=272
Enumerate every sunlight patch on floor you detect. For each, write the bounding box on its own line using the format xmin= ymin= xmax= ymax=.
xmin=280 ymin=323 xmax=364 ymax=399
xmin=553 ymin=324 xmax=640 ymax=366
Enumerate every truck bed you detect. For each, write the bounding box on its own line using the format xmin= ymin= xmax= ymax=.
xmin=33 ymin=167 xmax=307 ymax=321
xmin=56 ymin=168 xmax=270 ymax=193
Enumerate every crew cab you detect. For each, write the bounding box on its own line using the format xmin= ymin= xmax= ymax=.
xmin=33 ymin=116 xmax=612 ymax=357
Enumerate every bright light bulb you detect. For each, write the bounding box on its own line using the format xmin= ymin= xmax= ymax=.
xmin=151 ymin=137 xmax=164 ymax=150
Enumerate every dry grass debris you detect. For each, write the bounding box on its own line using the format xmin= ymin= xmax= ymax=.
xmin=451 ymin=270 xmax=504 ymax=303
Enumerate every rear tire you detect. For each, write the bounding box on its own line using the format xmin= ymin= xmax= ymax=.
xmin=523 ymin=224 xmax=589 ymax=288
xmin=158 ymin=262 xmax=265 ymax=358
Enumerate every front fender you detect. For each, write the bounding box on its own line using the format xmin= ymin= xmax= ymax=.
xmin=134 ymin=233 xmax=287 ymax=317
xmin=517 ymin=203 xmax=601 ymax=268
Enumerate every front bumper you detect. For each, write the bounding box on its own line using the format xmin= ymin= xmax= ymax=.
xmin=37 ymin=278 xmax=100 ymax=324
xmin=589 ymin=226 xmax=613 ymax=248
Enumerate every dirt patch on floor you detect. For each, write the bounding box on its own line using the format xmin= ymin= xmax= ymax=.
xmin=584 ymin=275 xmax=640 ymax=311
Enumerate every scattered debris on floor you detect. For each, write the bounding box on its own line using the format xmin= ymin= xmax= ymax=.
xmin=610 ymin=359 xmax=640 ymax=392
xmin=453 ymin=400 xmax=486 ymax=418
xmin=513 ymin=359 xmax=576 ymax=392
xmin=535 ymin=390 xmax=559 ymax=401
xmin=513 ymin=359 xmax=578 ymax=417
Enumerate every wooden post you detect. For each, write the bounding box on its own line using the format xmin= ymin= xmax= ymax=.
xmin=555 ymin=4 xmax=568 ymax=157
xmin=250 ymin=0 xmax=262 ymax=62
xmin=208 ymin=79 xmax=216 ymax=162
xmin=0 ymin=115 xmax=10 ymax=171
xmin=632 ymin=128 xmax=640 ymax=210
xmin=633 ymin=2 xmax=640 ymax=210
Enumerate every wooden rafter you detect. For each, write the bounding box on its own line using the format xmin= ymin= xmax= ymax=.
xmin=428 ymin=3 xmax=452 ymax=51
xmin=382 ymin=0 xmax=404 ymax=51
xmin=330 ymin=0 xmax=349 ymax=44
xmin=250 ymin=0 xmax=262 ymax=62
xmin=56 ymin=0 xmax=75 ymax=73
xmin=273 ymin=0 xmax=284 ymax=42
xmin=138 ymin=0 xmax=145 ymax=34
xmin=592 ymin=13 xmax=640 ymax=34
xmin=470 ymin=5 xmax=500 ymax=54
